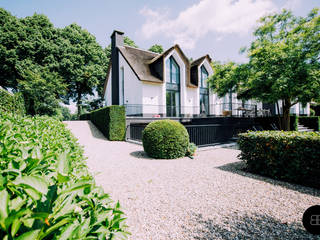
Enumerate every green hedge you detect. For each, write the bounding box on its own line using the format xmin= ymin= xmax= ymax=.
xmin=0 ymin=112 xmax=129 ymax=239
xmin=238 ymin=131 xmax=320 ymax=186
xmin=79 ymin=112 xmax=91 ymax=120
xmin=0 ymin=87 xmax=25 ymax=115
xmin=90 ymin=105 xmax=126 ymax=141
xmin=299 ymin=116 xmax=320 ymax=131
xmin=142 ymin=120 xmax=189 ymax=159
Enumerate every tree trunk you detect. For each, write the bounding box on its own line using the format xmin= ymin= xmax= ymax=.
xmin=77 ymin=91 xmax=82 ymax=120
xmin=282 ymin=99 xmax=291 ymax=131
xmin=276 ymin=101 xmax=282 ymax=130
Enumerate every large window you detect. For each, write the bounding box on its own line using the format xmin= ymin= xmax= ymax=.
xmin=166 ymin=56 xmax=180 ymax=117
xmin=200 ymin=65 xmax=209 ymax=114
xmin=200 ymin=65 xmax=208 ymax=88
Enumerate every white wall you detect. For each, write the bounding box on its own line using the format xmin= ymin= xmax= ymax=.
xmin=142 ymin=82 xmax=164 ymax=115
xmin=104 ymin=68 xmax=112 ymax=106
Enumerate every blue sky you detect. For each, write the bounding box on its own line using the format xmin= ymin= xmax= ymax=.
xmin=1 ymin=0 xmax=319 ymax=63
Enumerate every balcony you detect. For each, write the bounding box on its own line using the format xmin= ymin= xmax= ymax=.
xmin=123 ymin=103 xmax=270 ymax=118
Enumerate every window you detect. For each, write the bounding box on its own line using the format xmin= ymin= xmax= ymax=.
xmin=166 ymin=56 xmax=180 ymax=117
xmin=200 ymin=65 xmax=208 ymax=88
xmin=200 ymin=65 xmax=209 ymax=114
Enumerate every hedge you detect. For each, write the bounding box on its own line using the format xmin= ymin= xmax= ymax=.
xmin=299 ymin=116 xmax=320 ymax=131
xmin=0 ymin=87 xmax=25 ymax=115
xmin=142 ymin=120 xmax=190 ymax=159
xmin=0 ymin=112 xmax=129 ymax=239
xmin=79 ymin=112 xmax=91 ymax=120
xmin=90 ymin=105 xmax=126 ymax=141
xmin=238 ymin=131 xmax=320 ymax=186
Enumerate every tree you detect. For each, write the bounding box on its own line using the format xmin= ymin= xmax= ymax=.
xmin=58 ymin=24 xmax=108 ymax=118
xmin=243 ymin=8 xmax=320 ymax=130
xmin=0 ymin=9 xmax=66 ymax=116
xmin=210 ymin=8 xmax=320 ymax=130
xmin=148 ymin=44 xmax=164 ymax=54
xmin=18 ymin=69 xmax=66 ymax=116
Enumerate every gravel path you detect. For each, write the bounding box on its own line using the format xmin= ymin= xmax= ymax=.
xmin=65 ymin=120 xmax=320 ymax=240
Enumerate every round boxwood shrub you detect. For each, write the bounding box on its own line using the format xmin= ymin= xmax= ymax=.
xmin=142 ymin=120 xmax=189 ymax=159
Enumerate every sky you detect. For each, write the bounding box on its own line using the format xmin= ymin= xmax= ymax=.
xmin=1 ymin=0 xmax=319 ymax=63
xmin=1 ymin=0 xmax=318 ymax=113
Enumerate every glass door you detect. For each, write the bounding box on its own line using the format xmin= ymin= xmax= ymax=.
xmin=166 ymin=90 xmax=180 ymax=117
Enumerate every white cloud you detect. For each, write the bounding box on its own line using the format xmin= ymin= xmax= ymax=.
xmin=282 ymin=0 xmax=302 ymax=11
xmin=140 ymin=0 xmax=277 ymax=49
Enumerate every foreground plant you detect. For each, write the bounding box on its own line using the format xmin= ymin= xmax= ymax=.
xmin=0 ymin=112 xmax=129 ymax=239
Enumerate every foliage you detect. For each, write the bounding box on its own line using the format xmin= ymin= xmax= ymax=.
xmin=185 ymin=143 xmax=197 ymax=159
xmin=58 ymin=24 xmax=108 ymax=118
xmin=0 ymin=87 xmax=25 ymax=115
xmin=299 ymin=116 xmax=320 ymax=131
xmin=82 ymin=98 xmax=104 ymax=113
xmin=148 ymin=44 xmax=164 ymax=54
xmin=208 ymin=61 xmax=248 ymax=97
xmin=90 ymin=106 xmax=126 ymax=141
xmin=310 ymin=108 xmax=315 ymax=116
xmin=240 ymin=8 xmax=320 ymax=130
xmin=142 ymin=120 xmax=189 ymax=159
xmin=79 ymin=113 xmax=91 ymax=121
xmin=59 ymin=106 xmax=72 ymax=121
xmin=18 ymin=69 xmax=66 ymax=116
xmin=238 ymin=131 xmax=320 ymax=186
xmin=0 ymin=112 xmax=129 ymax=239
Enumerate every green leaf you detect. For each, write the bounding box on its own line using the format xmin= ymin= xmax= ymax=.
xmin=16 ymin=229 xmax=40 ymax=240
xmin=25 ymin=188 xmax=41 ymax=201
xmin=57 ymin=151 xmax=69 ymax=176
xmin=9 ymin=196 xmax=26 ymax=212
xmin=22 ymin=218 xmax=35 ymax=228
xmin=13 ymin=175 xmax=48 ymax=195
xmin=40 ymin=218 xmax=71 ymax=239
xmin=0 ymin=189 xmax=9 ymax=227
xmin=11 ymin=218 xmax=22 ymax=237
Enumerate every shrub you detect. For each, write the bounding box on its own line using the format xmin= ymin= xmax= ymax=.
xmin=0 ymin=112 xmax=129 ymax=239
xmin=90 ymin=105 xmax=126 ymax=141
xmin=186 ymin=142 xmax=197 ymax=158
xmin=0 ymin=87 xmax=25 ymax=115
xmin=142 ymin=120 xmax=189 ymax=159
xmin=238 ymin=131 xmax=320 ymax=185
xmin=79 ymin=112 xmax=91 ymax=120
xmin=299 ymin=116 xmax=320 ymax=131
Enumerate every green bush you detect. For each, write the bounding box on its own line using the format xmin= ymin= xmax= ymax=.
xmin=0 ymin=112 xmax=129 ymax=239
xmin=299 ymin=116 xmax=320 ymax=131
xmin=238 ymin=131 xmax=320 ymax=185
xmin=0 ymin=88 xmax=25 ymax=115
xmin=79 ymin=112 xmax=91 ymax=120
xmin=90 ymin=105 xmax=126 ymax=141
xmin=142 ymin=120 xmax=189 ymax=159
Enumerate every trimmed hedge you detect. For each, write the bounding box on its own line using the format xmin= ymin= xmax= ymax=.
xmin=90 ymin=105 xmax=126 ymax=141
xmin=238 ymin=131 xmax=320 ymax=186
xmin=0 ymin=87 xmax=25 ymax=115
xmin=79 ymin=112 xmax=91 ymax=120
xmin=299 ymin=116 xmax=320 ymax=131
xmin=142 ymin=120 xmax=189 ymax=159
xmin=0 ymin=112 xmax=129 ymax=239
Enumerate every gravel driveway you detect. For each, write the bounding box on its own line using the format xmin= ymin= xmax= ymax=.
xmin=65 ymin=121 xmax=320 ymax=240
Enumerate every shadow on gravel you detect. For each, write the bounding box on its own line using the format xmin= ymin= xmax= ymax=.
xmin=130 ymin=151 xmax=153 ymax=159
xmin=217 ymin=162 xmax=320 ymax=197
xmin=87 ymin=121 xmax=107 ymax=140
xmin=183 ymin=212 xmax=312 ymax=240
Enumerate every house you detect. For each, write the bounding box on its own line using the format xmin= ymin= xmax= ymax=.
xmin=103 ymin=30 xmax=309 ymax=118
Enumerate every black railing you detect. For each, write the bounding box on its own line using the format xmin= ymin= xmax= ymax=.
xmin=127 ymin=120 xmax=254 ymax=146
xmin=123 ymin=103 xmax=268 ymax=118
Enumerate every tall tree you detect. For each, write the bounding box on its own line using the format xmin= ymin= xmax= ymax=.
xmin=0 ymin=9 xmax=66 ymax=116
xmin=243 ymin=8 xmax=320 ymax=130
xmin=58 ymin=24 xmax=108 ymax=118
xmin=210 ymin=8 xmax=320 ymax=130
xmin=148 ymin=44 xmax=164 ymax=54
